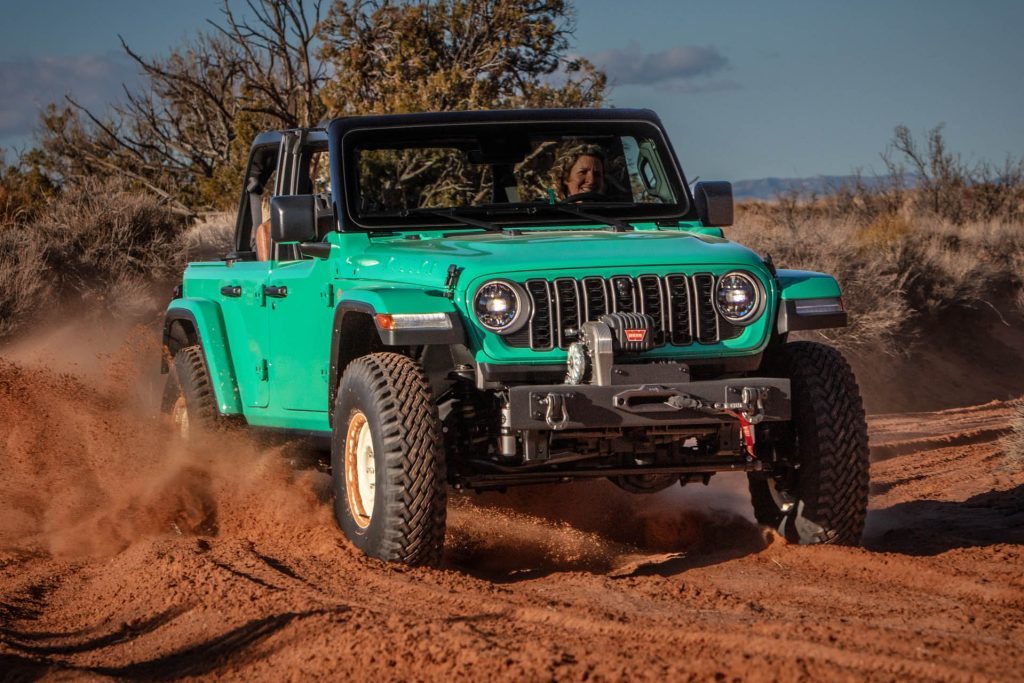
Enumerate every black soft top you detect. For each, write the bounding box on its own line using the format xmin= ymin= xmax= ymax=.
xmin=325 ymin=107 xmax=664 ymax=136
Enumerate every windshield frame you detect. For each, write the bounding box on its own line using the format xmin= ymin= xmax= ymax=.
xmin=330 ymin=113 xmax=694 ymax=232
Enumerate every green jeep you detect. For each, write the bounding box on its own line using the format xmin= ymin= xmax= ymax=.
xmin=162 ymin=109 xmax=869 ymax=566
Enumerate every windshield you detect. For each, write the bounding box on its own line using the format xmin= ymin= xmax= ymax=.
xmin=342 ymin=120 xmax=689 ymax=229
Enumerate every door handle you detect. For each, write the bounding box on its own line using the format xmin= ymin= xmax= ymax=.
xmin=264 ymin=285 xmax=288 ymax=298
xmin=220 ymin=285 xmax=242 ymax=297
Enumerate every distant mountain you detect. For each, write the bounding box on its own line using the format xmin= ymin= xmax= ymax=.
xmin=729 ymin=174 xmax=903 ymax=201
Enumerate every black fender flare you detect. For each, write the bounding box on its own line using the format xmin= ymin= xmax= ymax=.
xmin=328 ymin=301 xmax=465 ymax=414
xmin=160 ymin=302 xmax=244 ymax=415
xmin=161 ymin=308 xmax=202 ymax=373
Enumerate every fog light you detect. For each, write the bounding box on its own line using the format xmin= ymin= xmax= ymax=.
xmin=564 ymin=342 xmax=589 ymax=384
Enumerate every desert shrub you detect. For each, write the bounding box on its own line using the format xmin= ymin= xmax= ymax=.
xmin=0 ymin=226 xmax=50 ymax=337
xmin=891 ymin=236 xmax=993 ymax=318
xmin=0 ymin=177 xmax=187 ymax=338
xmin=0 ymin=149 xmax=57 ymax=223
xmin=33 ymin=177 xmax=185 ymax=289
xmin=882 ymin=219 xmax=1023 ymax=321
xmin=857 ymin=213 xmax=913 ymax=247
xmin=814 ymin=125 xmax=1024 ymax=228
xmin=732 ymin=202 xmax=1024 ymax=354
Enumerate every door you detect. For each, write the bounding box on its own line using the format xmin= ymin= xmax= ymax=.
xmin=217 ymin=262 xmax=272 ymax=408
xmin=266 ymin=257 xmax=336 ymax=415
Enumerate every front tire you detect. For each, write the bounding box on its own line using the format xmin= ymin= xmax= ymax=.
xmin=331 ymin=353 xmax=447 ymax=566
xmin=748 ymin=341 xmax=869 ymax=545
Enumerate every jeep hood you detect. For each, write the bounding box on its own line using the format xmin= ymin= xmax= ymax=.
xmin=344 ymin=229 xmax=767 ymax=287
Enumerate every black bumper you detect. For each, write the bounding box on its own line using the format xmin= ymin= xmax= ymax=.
xmin=507 ymin=377 xmax=791 ymax=431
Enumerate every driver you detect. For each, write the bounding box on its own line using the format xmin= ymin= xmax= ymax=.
xmin=550 ymin=143 xmax=605 ymax=200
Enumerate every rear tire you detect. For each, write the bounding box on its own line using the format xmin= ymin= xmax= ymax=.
xmin=748 ymin=341 xmax=869 ymax=545
xmin=165 ymin=346 xmax=224 ymax=441
xmin=331 ymin=353 xmax=447 ymax=566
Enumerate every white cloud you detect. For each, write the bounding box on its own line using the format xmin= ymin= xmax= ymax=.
xmin=588 ymin=43 xmax=734 ymax=92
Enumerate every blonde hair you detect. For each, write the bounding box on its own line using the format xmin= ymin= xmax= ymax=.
xmin=549 ymin=142 xmax=606 ymax=199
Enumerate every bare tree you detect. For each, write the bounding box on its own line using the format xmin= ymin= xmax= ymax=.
xmin=890 ymin=124 xmax=1024 ymax=224
xmin=38 ymin=0 xmax=328 ymax=214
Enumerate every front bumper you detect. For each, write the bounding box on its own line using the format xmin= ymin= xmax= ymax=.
xmin=506 ymin=377 xmax=791 ymax=431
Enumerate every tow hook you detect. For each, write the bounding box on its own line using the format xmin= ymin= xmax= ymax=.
xmin=539 ymin=393 xmax=570 ymax=430
xmin=719 ymin=387 xmax=772 ymax=460
xmin=725 ymin=409 xmax=758 ymax=460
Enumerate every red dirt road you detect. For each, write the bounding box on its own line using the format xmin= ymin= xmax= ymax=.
xmin=1 ymin=339 xmax=1022 ymax=681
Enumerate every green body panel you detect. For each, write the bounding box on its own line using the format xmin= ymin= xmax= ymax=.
xmin=171 ymin=222 xmax=838 ymax=433
xmin=776 ymin=268 xmax=843 ymax=300
xmin=167 ymin=297 xmax=244 ymax=415
xmin=337 ymin=284 xmax=460 ymax=315
xmin=342 ymin=225 xmax=760 ymax=289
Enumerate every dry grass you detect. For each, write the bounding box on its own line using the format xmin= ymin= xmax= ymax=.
xmin=0 ymin=233 xmax=48 ymax=338
xmin=182 ymin=212 xmax=235 ymax=262
xmin=733 ymin=202 xmax=1024 ymax=354
xmin=0 ymin=178 xmax=187 ymax=339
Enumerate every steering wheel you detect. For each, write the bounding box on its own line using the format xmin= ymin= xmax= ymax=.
xmin=559 ymin=191 xmax=606 ymax=204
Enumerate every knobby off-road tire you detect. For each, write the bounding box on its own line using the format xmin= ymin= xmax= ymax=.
xmin=165 ymin=345 xmax=225 ymax=441
xmin=331 ymin=352 xmax=447 ymax=566
xmin=748 ymin=341 xmax=870 ymax=545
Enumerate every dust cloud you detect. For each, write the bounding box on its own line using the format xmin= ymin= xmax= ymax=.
xmin=0 ymin=318 xmax=331 ymax=561
xmin=447 ymin=476 xmax=769 ymax=576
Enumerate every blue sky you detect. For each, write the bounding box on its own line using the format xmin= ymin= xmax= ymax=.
xmin=1 ymin=0 xmax=1021 ymax=180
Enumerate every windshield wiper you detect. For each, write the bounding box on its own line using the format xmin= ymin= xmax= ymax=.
xmin=473 ymin=201 xmax=635 ymax=232
xmin=545 ymin=202 xmax=635 ymax=233
xmin=395 ymin=207 xmax=503 ymax=232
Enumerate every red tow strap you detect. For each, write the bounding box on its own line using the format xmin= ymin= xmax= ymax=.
xmin=726 ymin=410 xmax=757 ymax=458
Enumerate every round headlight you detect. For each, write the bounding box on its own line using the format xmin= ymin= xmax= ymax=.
xmin=474 ymin=280 xmax=528 ymax=333
xmin=715 ymin=271 xmax=762 ymax=324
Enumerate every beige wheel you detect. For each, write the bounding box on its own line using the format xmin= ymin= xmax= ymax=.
xmin=344 ymin=410 xmax=376 ymax=529
xmin=172 ymin=395 xmax=190 ymax=440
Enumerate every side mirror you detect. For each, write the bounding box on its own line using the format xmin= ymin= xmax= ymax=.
xmin=270 ymin=194 xmax=317 ymax=243
xmin=693 ymin=181 xmax=734 ymax=227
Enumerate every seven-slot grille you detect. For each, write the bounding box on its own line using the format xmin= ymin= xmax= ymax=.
xmin=507 ymin=274 xmax=740 ymax=350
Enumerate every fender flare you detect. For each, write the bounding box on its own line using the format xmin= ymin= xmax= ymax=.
xmin=162 ymin=300 xmax=243 ymax=415
xmin=775 ymin=269 xmax=848 ymax=333
xmin=328 ymin=292 xmax=465 ymax=414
